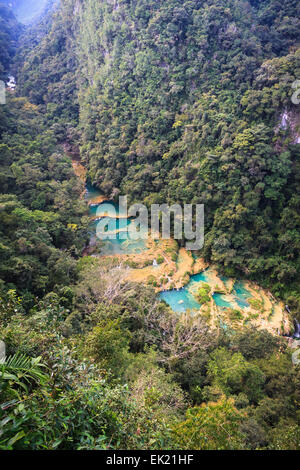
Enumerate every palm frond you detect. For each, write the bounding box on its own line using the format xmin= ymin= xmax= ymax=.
xmin=0 ymin=352 xmax=48 ymax=391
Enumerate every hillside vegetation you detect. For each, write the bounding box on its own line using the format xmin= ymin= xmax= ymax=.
xmin=0 ymin=0 xmax=299 ymax=450
xmin=17 ymin=0 xmax=300 ymax=304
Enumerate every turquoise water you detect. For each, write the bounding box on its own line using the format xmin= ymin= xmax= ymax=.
xmin=233 ymin=282 xmax=251 ymax=308
xmin=159 ymin=270 xmax=211 ymax=313
xmin=86 ymin=186 xmax=253 ymax=309
xmin=189 ymin=270 xmax=210 ymax=285
xmin=233 ymin=282 xmax=252 ymax=299
xmin=212 ymin=293 xmax=233 ymax=309
xmin=89 ymin=217 xmax=132 ymax=234
xmin=220 ymin=275 xmax=230 ymax=288
xmin=159 ymin=289 xmax=201 ymax=313
xmin=90 ymin=201 xmax=124 ymax=218
xmin=97 ymin=236 xmax=146 ymax=256
xmin=85 ymin=185 xmax=104 ymax=202
xmin=159 ymin=270 xmax=253 ymax=313
xmin=86 ymin=186 xmax=146 ymax=255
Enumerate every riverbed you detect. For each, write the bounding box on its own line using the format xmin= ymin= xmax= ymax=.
xmin=77 ymin=178 xmax=289 ymax=335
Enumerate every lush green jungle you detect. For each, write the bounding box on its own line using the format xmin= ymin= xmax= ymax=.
xmin=0 ymin=0 xmax=299 ymax=451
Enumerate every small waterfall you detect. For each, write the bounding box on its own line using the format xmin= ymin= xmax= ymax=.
xmin=285 ymin=306 xmax=300 ymax=339
xmin=280 ymin=110 xmax=289 ymax=130
xmin=153 ymin=259 xmax=158 ymax=267
xmin=292 ymin=319 xmax=300 ymax=339
xmin=7 ymin=76 xmax=16 ymax=90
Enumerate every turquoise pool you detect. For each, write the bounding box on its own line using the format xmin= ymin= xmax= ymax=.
xmin=159 ymin=269 xmax=253 ymax=313
xmin=159 ymin=288 xmax=201 ymax=313
xmin=87 ymin=186 xmax=146 ymax=255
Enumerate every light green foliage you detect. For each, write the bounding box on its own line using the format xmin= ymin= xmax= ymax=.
xmin=0 ymin=352 xmax=47 ymax=394
xmin=84 ymin=319 xmax=131 ymax=376
xmin=248 ymin=298 xmax=264 ymax=311
xmin=196 ymin=283 xmax=211 ymax=303
xmin=0 ymin=95 xmax=88 ymax=306
xmin=172 ymin=397 xmax=246 ymax=450
xmin=0 ymin=347 xmax=173 ymax=450
xmin=229 ymin=309 xmax=243 ymax=321
xmin=0 ymin=0 xmax=299 ymax=451
xmin=206 ymin=347 xmax=265 ymax=403
xmin=68 ymin=0 xmax=300 ymax=305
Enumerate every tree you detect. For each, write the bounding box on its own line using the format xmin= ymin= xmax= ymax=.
xmin=206 ymin=347 xmax=265 ymax=403
xmin=172 ymin=397 xmax=246 ymax=450
xmin=84 ymin=319 xmax=131 ymax=376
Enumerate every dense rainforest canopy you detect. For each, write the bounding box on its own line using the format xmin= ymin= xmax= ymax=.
xmin=15 ymin=0 xmax=300 ymax=303
xmin=0 ymin=0 xmax=299 ymax=451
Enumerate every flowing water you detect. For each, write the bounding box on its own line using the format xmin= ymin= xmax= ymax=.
xmin=159 ymin=289 xmax=201 ymax=313
xmin=159 ymin=268 xmax=253 ymax=313
xmin=86 ymin=185 xmax=146 ymax=256
xmin=86 ymin=185 xmax=253 ymax=312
